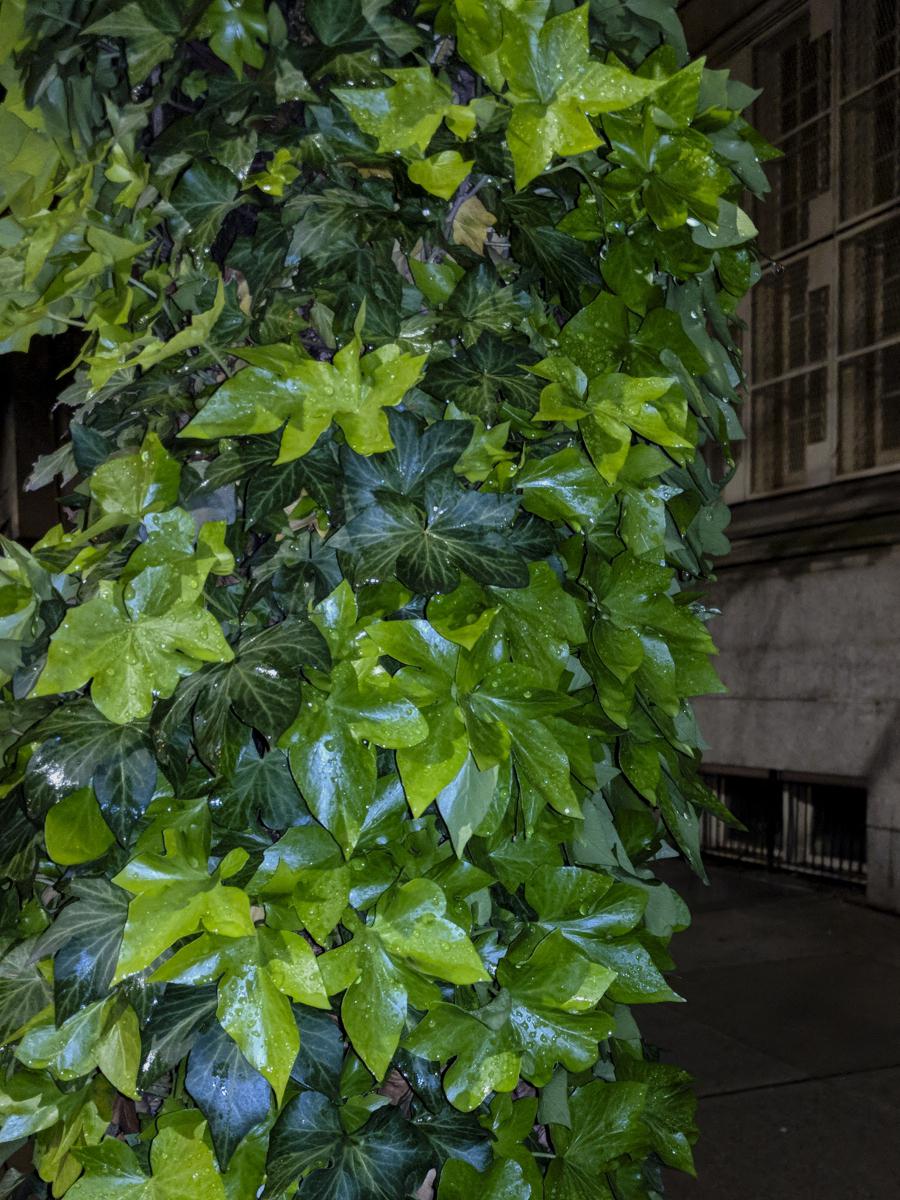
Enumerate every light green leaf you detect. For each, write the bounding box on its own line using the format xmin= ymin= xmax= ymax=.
xmin=111 ymin=829 xmax=254 ymax=982
xmin=494 ymin=7 xmax=660 ymax=187
xmin=67 ymin=1110 xmax=226 ymax=1200
xmin=88 ymin=432 xmax=180 ymax=523
xmin=408 ymin=151 xmax=472 ymax=199
xmin=405 ymin=1000 xmax=521 ymax=1112
xmin=320 ymin=879 xmax=486 ymax=1079
xmin=32 ymin=569 xmax=234 ymax=725
xmin=181 ymin=333 xmax=426 ymax=462
xmin=44 ymin=789 xmax=115 ymax=866
xmin=335 ymin=68 xmax=452 ymax=155
xmin=436 ymin=753 xmax=499 ymax=857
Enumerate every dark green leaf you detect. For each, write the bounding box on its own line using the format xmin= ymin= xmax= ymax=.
xmin=187 ymin=1019 xmax=272 ymax=1168
xmin=266 ymin=1092 xmax=428 ymax=1199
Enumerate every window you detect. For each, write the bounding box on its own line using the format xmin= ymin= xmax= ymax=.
xmin=700 ymin=770 xmax=867 ymax=884
xmin=727 ymin=0 xmax=900 ymax=499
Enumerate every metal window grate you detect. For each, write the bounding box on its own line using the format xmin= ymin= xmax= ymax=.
xmin=700 ymin=772 xmax=867 ymax=885
xmin=840 ymin=214 xmax=900 ymax=351
xmin=755 ymin=120 xmax=832 ymax=255
xmin=750 ymin=368 xmax=828 ymax=494
xmin=753 ymin=16 xmax=832 ymax=143
xmin=840 ymin=73 xmax=900 ymax=220
xmin=751 ymin=14 xmax=833 ymax=256
xmin=728 ymin=2 xmax=900 ymax=501
xmin=837 ymin=213 xmax=900 ymax=475
xmin=752 ymin=259 xmax=829 ymax=380
xmin=839 ymin=343 xmax=900 ymax=473
xmin=841 ymin=0 xmax=900 ymax=96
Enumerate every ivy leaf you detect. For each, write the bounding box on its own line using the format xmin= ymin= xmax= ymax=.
xmin=407 ymin=151 xmax=472 ymax=200
xmin=88 ymin=432 xmax=181 ymax=524
xmin=443 ymin=266 xmax=528 ymax=347
xmin=305 ymin=0 xmax=367 ymax=46
xmin=423 ymin=335 xmax=540 ymax=423
xmin=33 ymin=878 xmax=127 ymax=1023
xmin=438 ymin=1158 xmax=532 ymax=1200
xmin=290 ymin=1005 xmax=345 ymax=1097
xmin=334 ymin=68 xmax=452 ymax=155
xmin=44 ymin=788 xmax=115 ymax=866
xmin=32 ymin=570 xmax=234 ymax=725
xmin=139 ymin=985 xmax=219 ymax=1087
xmin=153 ymin=926 xmax=330 ymax=1101
xmin=187 ymin=618 xmax=331 ymax=753
xmin=226 ymin=620 xmax=330 ymax=734
xmin=410 ymin=1104 xmax=492 ymax=1172
xmin=512 ymin=224 xmax=600 ymax=306
xmin=544 ymin=1081 xmax=649 ymax=1198
xmin=496 ymin=932 xmax=616 ymax=1085
xmin=83 ymin=3 xmax=176 ymax=84
xmin=244 ymin=436 xmax=342 ymax=526
xmin=335 ymin=412 xmax=529 ymax=595
xmin=24 ymin=703 xmax=156 ymax=837
xmin=496 ymin=7 xmax=660 ymax=187
xmin=169 ymin=162 xmax=242 ymax=250
xmin=0 ymin=940 xmax=52 ymax=1045
xmin=266 ymin=1091 xmax=429 ymax=1199
xmin=462 ymin=663 xmax=584 ymax=824
xmin=581 ymin=373 xmax=692 ymax=483
xmin=404 ymin=1000 xmax=521 ymax=1113
xmin=524 ymin=864 xmax=677 ymax=1002
xmin=66 ymin=1110 xmax=225 ymax=1200
xmin=615 ymin=1057 xmax=698 ymax=1174
xmin=451 ymin=196 xmax=498 ymax=256
xmin=111 ymin=829 xmax=255 ymax=982
xmin=210 ymin=745 xmax=306 ymax=831
xmin=181 ymin=332 xmax=426 ymax=463
xmin=16 ymin=995 xmax=141 ymax=1097
xmin=516 ymin=447 xmax=616 ymax=532
xmin=436 ymin=754 xmax=500 ymax=857
xmin=319 ymin=879 xmax=487 ymax=1079
xmin=283 ymin=658 xmax=426 ymax=855
xmin=363 ymin=617 xmax=468 ymax=817
xmin=186 ymin=1020 xmax=272 ymax=1169
xmin=198 ymin=0 xmax=268 ymax=79
xmin=592 ymin=554 xmax=722 ymax=711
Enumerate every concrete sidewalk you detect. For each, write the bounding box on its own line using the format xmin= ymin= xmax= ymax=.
xmin=642 ymin=862 xmax=900 ymax=1199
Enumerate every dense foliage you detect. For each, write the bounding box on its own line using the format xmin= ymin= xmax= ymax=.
xmin=0 ymin=1 xmax=774 ymax=1197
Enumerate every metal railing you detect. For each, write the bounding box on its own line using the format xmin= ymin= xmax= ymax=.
xmin=700 ymin=770 xmax=867 ymax=885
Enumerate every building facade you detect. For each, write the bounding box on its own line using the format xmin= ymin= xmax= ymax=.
xmin=682 ymin=0 xmax=900 ymax=909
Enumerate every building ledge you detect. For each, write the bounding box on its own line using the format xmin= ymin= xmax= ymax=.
xmin=718 ymin=471 xmax=900 ymax=568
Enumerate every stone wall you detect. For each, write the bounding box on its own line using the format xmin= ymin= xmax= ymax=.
xmin=696 ymin=541 xmax=900 ymax=909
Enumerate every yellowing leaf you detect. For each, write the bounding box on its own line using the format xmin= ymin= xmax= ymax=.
xmin=451 ymin=195 xmax=497 ymax=255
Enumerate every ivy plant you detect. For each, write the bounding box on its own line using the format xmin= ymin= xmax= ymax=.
xmin=0 ymin=1 xmax=774 ymax=1198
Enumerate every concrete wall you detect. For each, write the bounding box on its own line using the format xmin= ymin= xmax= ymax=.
xmin=695 ymin=543 xmax=900 ymax=909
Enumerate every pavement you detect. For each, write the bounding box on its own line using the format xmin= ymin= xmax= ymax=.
xmin=641 ymin=861 xmax=900 ymax=1200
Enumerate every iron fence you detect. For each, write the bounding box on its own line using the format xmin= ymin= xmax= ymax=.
xmin=700 ymin=770 xmax=867 ymax=885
